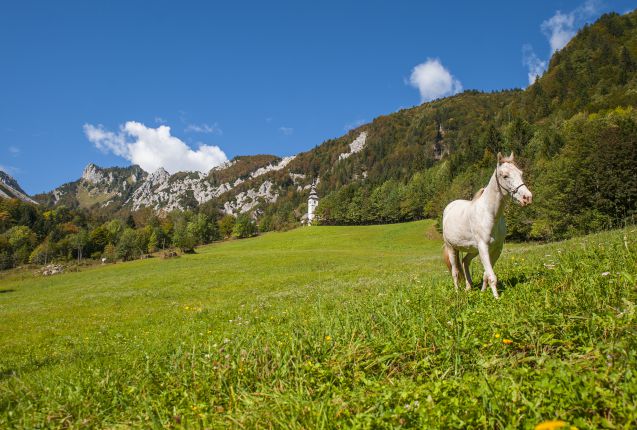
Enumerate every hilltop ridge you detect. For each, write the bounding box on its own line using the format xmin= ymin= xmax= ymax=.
xmin=0 ymin=170 xmax=37 ymax=204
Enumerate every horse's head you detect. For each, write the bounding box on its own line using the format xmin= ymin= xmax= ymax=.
xmin=496 ymin=152 xmax=532 ymax=206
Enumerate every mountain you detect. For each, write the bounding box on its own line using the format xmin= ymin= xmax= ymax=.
xmin=0 ymin=170 xmax=37 ymax=204
xmin=33 ymin=10 xmax=637 ymax=237
xmin=34 ymin=163 xmax=147 ymax=211
xmin=34 ymin=154 xmax=301 ymax=215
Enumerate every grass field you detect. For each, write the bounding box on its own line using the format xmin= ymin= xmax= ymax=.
xmin=1 ymin=220 xmax=636 ymax=429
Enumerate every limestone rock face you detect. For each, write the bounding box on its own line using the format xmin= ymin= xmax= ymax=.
xmin=0 ymin=170 xmax=38 ymax=204
xmin=338 ymin=132 xmax=367 ymax=160
xmin=81 ymin=163 xmax=110 ymax=184
xmin=128 ymin=169 xmax=228 ymax=211
xmin=250 ymin=156 xmax=296 ymax=178
xmin=37 ymin=163 xmax=148 ymax=208
xmin=39 ymin=153 xmax=304 ymax=215
xmin=35 ymin=128 xmax=371 ymax=217
xmin=125 ymin=156 xmax=299 ymax=213
xmin=223 ymin=180 xmax=279 ymax=215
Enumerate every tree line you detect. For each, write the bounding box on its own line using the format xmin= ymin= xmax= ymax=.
xmin=315 ymin=107 xmax=637 ymax=241
xmin=0 ymin=201 xmax=257 ymax=270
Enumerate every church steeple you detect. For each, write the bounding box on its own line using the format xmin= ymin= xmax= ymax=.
xmin=307 ymin=179 xmax=319 ymax=225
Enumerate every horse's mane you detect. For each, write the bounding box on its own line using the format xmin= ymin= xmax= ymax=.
xmin=500 ymin=155 xmax=519 ymax=168
xmin=472 ymin=188 xmax=485 ymax=200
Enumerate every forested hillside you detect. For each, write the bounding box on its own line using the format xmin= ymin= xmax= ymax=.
xmin=1 ymin=10 xmax=637 ymax=269
xmin=311 ymin=11 xmax=637 ymax=240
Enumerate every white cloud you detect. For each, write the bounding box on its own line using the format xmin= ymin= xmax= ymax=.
xmin=84 ymin=121 xmax=228 ymax=174
xmin=522 ymin=0 xmax=602 ymax=86
xmin=154 ymin=117 xmax=167 ymax=124
xmin=344 ymin=119 xmax=366 ymax=131
xmin=185 ymin=122 xmax=223 ymax=135
xmin=84 ymin=123 xmax=129 ymax=157
xmin=541 ymin=11 xmax=576 ymax=53
xmin=541 ymin=0 xmax=600 ymax=53
xmin=279 ymin=126 xmax=294 ymax=135
xmin=408 ymin=58 xmax=462 ymax=103
xmin=522 ymin=44 xmax=547 ymax=85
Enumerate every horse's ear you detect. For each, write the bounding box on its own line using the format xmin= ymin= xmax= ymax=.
xmin=497 ymin=152 xmax=504 ymax=164
xmin=509 ymin=152 xmax=515 ymax=159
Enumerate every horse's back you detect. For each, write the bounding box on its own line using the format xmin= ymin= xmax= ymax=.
xmin=442 ymin=199 xmax=476 ymax=250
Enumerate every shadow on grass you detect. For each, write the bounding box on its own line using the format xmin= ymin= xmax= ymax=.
xmin=499 ymin=273 xmax=530 ymax=293
xmin=463 ymin=272 xmax=530 ymax=294
xmin=0 ymin=369 xmax=16 ymax=380
xmin=0 ymin=289 xmax=15 ymax=294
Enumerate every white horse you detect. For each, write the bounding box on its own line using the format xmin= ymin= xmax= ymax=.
xmin=442 ymin=152 xmax=532 ymax=298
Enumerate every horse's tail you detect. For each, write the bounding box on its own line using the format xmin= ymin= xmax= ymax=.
xmin=443 ymin=245 xmax=465 ymax=282
xmin=443 ymin=245 xmax=453 ymax=272
xmin=443 ymin=244 xmax=461 ymax=272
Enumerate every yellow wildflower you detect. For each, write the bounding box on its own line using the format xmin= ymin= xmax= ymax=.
xmin=502 ymin=339 xmax=513 ymax=345
xmin=325 ymin=335 xmax=332 ymax=342
xmin=534 ymin=420 xmax=568 ymax=430
xmin=494 ymin=333 xmax=500 ymax=338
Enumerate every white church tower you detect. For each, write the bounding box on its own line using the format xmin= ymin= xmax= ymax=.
xmin=307 ymin=180 xmax=319 ymax=225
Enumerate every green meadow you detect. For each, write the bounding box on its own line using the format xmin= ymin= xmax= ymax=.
xmin=1 ymin=220 xmax=636 ymax=429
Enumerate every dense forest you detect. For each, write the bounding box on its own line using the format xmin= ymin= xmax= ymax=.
xmin=1 ymin=11 xmax=637 ymax=270
xmin=0 ymin=199 xmax=256 ymax=270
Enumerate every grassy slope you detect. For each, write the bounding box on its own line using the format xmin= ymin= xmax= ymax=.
xmin=0 ymin=221 xmax=636 ymax=429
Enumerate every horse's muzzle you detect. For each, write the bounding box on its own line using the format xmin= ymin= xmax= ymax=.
xmin=519 ymin=193 xmax=533 ymax=206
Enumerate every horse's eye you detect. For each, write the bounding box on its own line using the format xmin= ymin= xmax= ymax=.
xmin=503 ymin=174 xmax=509 ymax=179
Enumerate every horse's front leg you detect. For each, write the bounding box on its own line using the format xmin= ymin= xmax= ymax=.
xmin=482 ymin=243 xmax=503 ymax=292
xmin=462 ymin=253 xmax=476 ymax=291
xmin=477 ymin=242 xmax=499 ymax=298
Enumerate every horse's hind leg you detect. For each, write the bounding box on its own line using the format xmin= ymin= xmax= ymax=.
xmin=446 ymin=246 xmax=461 ymax=290
xmin=462 ymin=253 xmax=476 ymax=291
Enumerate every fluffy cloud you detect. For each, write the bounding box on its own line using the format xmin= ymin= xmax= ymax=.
xmin=84 ymin=121 xmax=228 ymax=174
xmin=522 ymin=44 xmax=548 ymax=85
xmin=344 ymin=119 xmax=366 ymax=132
xmin=541 ymin=11 xmax=576 ymax=53
xmin=408 ymin=58 xmax=462 ymax=103
xmin=523 ymin=0 xmax=600 ymax=85
xmin=542 ymin=0 xmax=599 ymax=52
xmin=185 ymin=122 xmax=223 ymax=135
xmin=279 ymin=126 xmax=294 ymax=135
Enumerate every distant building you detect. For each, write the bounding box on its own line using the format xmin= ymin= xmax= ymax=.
xmin=307 ymin=180 xmax=319 ymax=225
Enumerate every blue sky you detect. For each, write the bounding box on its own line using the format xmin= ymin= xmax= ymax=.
xmin=1 ymin=0 xmax=634 ymax=194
